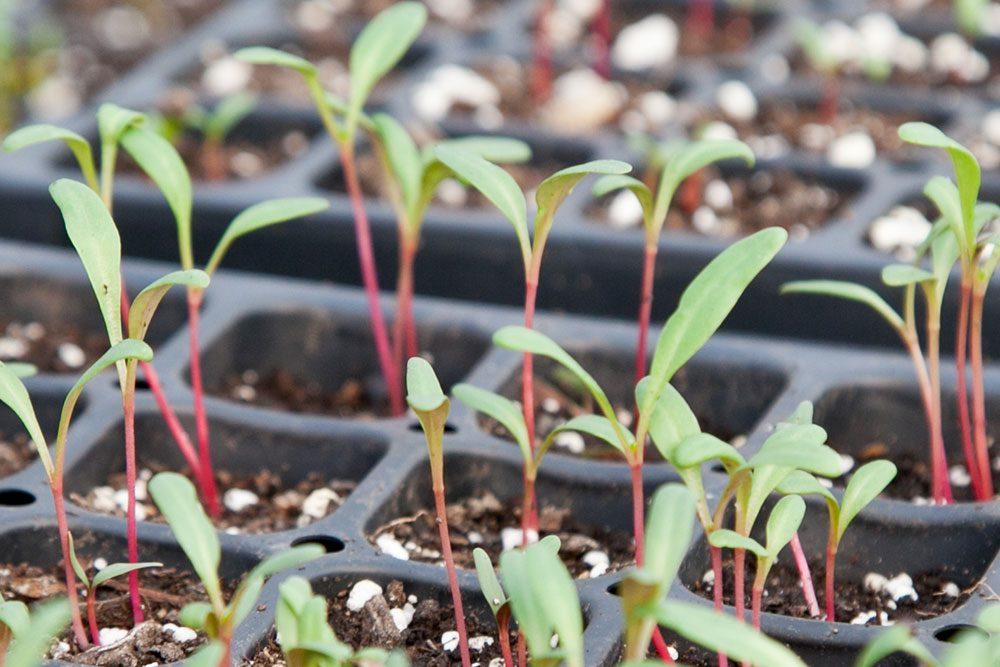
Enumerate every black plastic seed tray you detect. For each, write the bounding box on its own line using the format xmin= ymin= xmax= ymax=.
xmin=0 ymin=239 xmax=996 ymax=665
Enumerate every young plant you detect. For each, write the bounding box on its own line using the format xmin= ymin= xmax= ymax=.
xmin=234 ymin=2 xmax=429 ymax=416
xmin=0 ymin=339 xmax=153 ymax=647
xmin=66 ymin=533 xmax=162 ymax=646
xmin=686 ymin=0 xmax=716 ymax=41
xmin=147 ymin=472 xmax=325 ymax=666
xmin=405 ymin=357 xmax=470 ymax=667
xmin=472 ymin=550 xmax=515 ymax=667
xmin=777 ymin=460 xmax=897 ymax=622
xmin=857 ymin=602 xmax=1000 ymax=666
xmin=591 ymin=139 xmax=754 ymax=384
xmin=1 ymin=596 xmax=71 ymax=667
xmin=955 ymin=0 xmax=990 ymax=38
xmin=794 ymin=19 xmax=842 ymax=123
xmin=276 ymin=576 xmax=409 ymax=666
xmin=899 ymin=122 xmax=996 ymax=500
xmin=433 ymin=145 xmax=630 ymax=541
xmin=619 ymin=483 xmax=806 ymax=667
xmin=0 ymin=1 xmax=59 ymax=135
xmin=708 ymin=495 xmax=806 ymax=629
xmin=153 ymin=92 xmax=257 ymax=182
xmin=363 ymin=115 xmax=530 ymax=373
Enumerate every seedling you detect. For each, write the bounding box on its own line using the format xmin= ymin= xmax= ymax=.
xmin=0 ymin=339 xmax=153 ymax=647
xmin=434 ymin=146 xmax=630 ymax=541
xmin=619 ymin=483 xmax=806 ymax=666
xmin=955 ymin=0 xmax=990 ymax=38
xmin=405 ymin=357 xmax=470 ymax=667
xmin=235 ymin=2 xmax=429 ymax=416
xmin=0 ymin=0 xmax=60 ymax=135
xmin=472 ymin=550 xmax=515 ymax=667
xmin=148 ymin=472 xmax=324 ymax=666
xmin=66 ymin=533 xmax=162 ymax=646
xmin=857 ymin=602 xmax=1000 ymax=666
xmin=777 ymin=460 xmax=897 ymax=622
xmin=363 ymin=114 xmax=530 ymax=373
xmin=153 ymin=92 xmax=258 ymax=182
xmin=794 ymin=19 xmax=842 ymax=123
xmin=687 ymin=0 xmax=716 ymax=41
xmin=1 ymin=596 xmax=71 ymax=667
xmin=276 ymin=576 xmax=409 ymax=666
xmin=591 ymin=138 xmax=754 ymax=384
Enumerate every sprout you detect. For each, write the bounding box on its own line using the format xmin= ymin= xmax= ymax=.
xmin=592 ymin=138 xmax=754 ymax=386
xmin=66 ymin=533 xmax=162 ymax=646
xmin=0 ymin=340 xmax=153 ymax=647
xmin=235 ymin=2 xmax=430 ymax=416
xmin=857 ymin=602 xmax=1000 ymax=666
xmin=405 ymin=357 xmax=470 ymax=666
xmin=147 ymin=472 xmax=324 ymax=665
xmin=1 ymin=596 xmax=71 ymax=667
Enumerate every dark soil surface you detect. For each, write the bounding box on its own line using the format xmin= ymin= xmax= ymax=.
xmin=590 ymin=165 xmax=849 ymax=238
xmin=371 ymin=492 xmax=634 ymax=579
xmin=690 ymin=555 xmax=971 ymax=624
xmin=0 ymin=432 xmax=37 ymax=478
xmin=790 ymin=48 xmax=999 ymax=91
xmin=0 ymin=561 xmax=212 ymax=662
xmin=217 ymin=368 xmax=390 ymax=419
xmin=72 ymin=466 xmax=356 ymax=533
xmin=0 ymin=319 xmax=106 ymax=374
xmin=611 ymin=5 xmax=767 ymax=58
xmin=247 ymin=579 xmax=514 ymax=666
xmin=696 ymin=100 xmax=930 ymax=163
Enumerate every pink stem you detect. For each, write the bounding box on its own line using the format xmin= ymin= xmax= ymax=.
xmin=710 ymin=545 xmax=728 ymax=667
xmin=970 ymin=287 xmax=994 ymax=498
xmin=86 ymin=589 xmax=100 ymax=646
xmin=733 ymin=548 xmax=746 ymax=623
xmin=123 ymin=391 xmax=144 ymax=624
xmin=497 ymin=608 xmax=514 ymax=667
xmin=521 ymin=278 xmax=540 ymax=540
xmin=904 ymin=336 xmax=953 ymax=504
xmin=187 ymin=292 xmax=221 ymax=517
xmin=824 ymin=544 xmax=836 ymax=622
xmin=434 ymin=483 xmax=471 ymax=667
xmin=789 ymin=533 xmax=820 ymax=617
xmin=393 ymin=241 xmax=418 ymax=379
xmin=630 ymin=463 xmax=645 ymax=564
xmin=52 ymin=479 xmax=89 ymax=647
xmin=751 ymin=586 xmax=762 ymax=630
xmin=634 ymin=245 xmax=657 ymax=386
xmin=592 ymin=0 xmax=611 ymax=78
xmin=955 ymin=277 xmax=983 ymax=499
xmin=531 ymin=0 xmax=554 ymax=102
xmin=340 ymin=145 xmax=404 ymax=415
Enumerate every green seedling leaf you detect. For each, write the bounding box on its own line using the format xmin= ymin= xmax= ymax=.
xmin=51 ymin=178 xmax=122 ymax=346
xmin=0 ymin=362 xmax=50 ymax=474
xmin=956 ymin=0 xmax=989 ymax=36
xmin=781 ymin=280 xmax=904 ymax=333
xmin=129 ymin=270 xmax=209 ymax=341
xmin=764 ymin=495 xmax=806 ymax=557
xmin=652 ymin=140 xmax=754 ymax=227
xmin=3 ymin=124 xmax=97 ymax=189
xmin=473 ymin=548 xmax=507 ymax=617
xmin=437 ymin=136 xmax=532 ymax=164
xmin=856 ymin=625 xmax=939 ymax=667
xmin=645 ymin=228 xmax=786 ymax=416
xmin=776 ymin=470 xmax=837 ymax=506
xmin=759 ymin=422 xmax=829 ymax=453
xmin=372 ymin=113 xmax=422 ymax=214
xmin=97 ymin=103 xmax=145 ymax=147
xmin=591 ymin=175 xmax=653 ymax=230
xmin=977 ymin=604 xmax=1000 ymax=632
xmin=0 ymin=598 xmax=29 ymax=640
xmin=642 ymin=484 xmax=695 ymax=587
xmin=542 ymin=415 xmax=634 ymax=459
xmin=6 ymin=363 xmax=37 ymax=379
xmin=708 ymin=530 xmax=768 ymax=557
xmin=749 ymin=442 xmax=842 ymax=478
xmin=499 ymin=548 xmax=550 ymax=654
xmin=655 ymin=600 xmax=806 ymax=667
xmin=92 ymin=561 xmax=163 ymax=588
xmin=525 ymin=541 xmax=584 ymax=667
xmin=924 ymin=176 xmax=965 ymax=248
xmin=66 ymin=532 xmax=89 ymax=589
xmin=881 ymin=264 xmax=935 ymax=287
xmin=837 ymin=460 xmax=896 ymax=542
xmin=202 ymin=93 xmax=257 ymax=141
xmin=672 ymin=433 xmax=745 ymax=471
xmin=233 ymin=47 xmax=316 ymax=75
xmin=205 ymin=197 xmax=329 ymax=275
xmin=4 ymin=598 xmax=71 ymax=667
xmin=182 ymin=641 xmax=228 ymax=667
xmin=534 ymin=160 xmax=631 ymax=240
xmin=640 ymin=379 xmax=700 ymax=463
xmin=406 ymin=357 xmax=450 ymax=469
xmin=178 ymin=602 xmax=212 ymax=630
xmin=899 ymin=123 xmax=980 ymax=243
xmin=452 ymin=384 xmax=529 ymax=460
xmin=348 ymin=2 xmax=428 ymax=129
xmin=228 ymin=544 xmax=325 ymax=628
xmin=148 ymin=472 xmax=224 ymax=610
xmin=119 ymin=126 xmax=194 ymax=269
xmin=433 ymin=146 xmax=529 ymax=263
xmin=795 ymin=19 xmax=836 ymax=72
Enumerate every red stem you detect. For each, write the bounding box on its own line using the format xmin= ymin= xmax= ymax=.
xmin=824 ymin=544 xmax=836 ymax=622
xmin=686 ymin=0 xmax=715 ymax=40
xmin=86 ymin=589 xmax=100 ymax=646
xmin=521 ymin=475 xmax=538 ymax=547
xmin=733 ymin=548 xmax=746 ymax=623
xmin=52 ymin=479 xmax=89 ymax=648
xmin=634 ymin=245 xmax=657 ymax=386
xmin=521 ymin=278 xmax=540 ymax=540
xmin=678 ymin=170 xmax=703 ymax=215
xmin=123 ymin=391 xmax=144 ymax=624
xmin=925 ymin=320 xmax=954 ymax=504
xmin=340 ymin=145 xmax=404 ymax=416
xmin=393 ymin=240 xmax=417 ymax=377
xmin=818 ymin=76 xmax=840 ymax=125
xmin=630 ymin=463 xmax=645 ymax=564
xmin=904 ymin=335 xmax=952 ymax=504
xmin=187 ymin=292 xmax=221 ymax=517
xmin=710 ymin=545 xmax=728 ymax=667
xmin=433 ymin=482 xmax=471 ymax=667
xmin=751 ymin=586 xmax=762 ymax=630
xmin=592 ymin=0 xmax=611 ymax=79
xmin=497 ymin=608 xmax=514 ymax=667
xmin=517 ymin=633 xmax=527 ymax=667
xmin=789 ymin=533 xmax=820 ymax=617
xmin=970 ymin=287 xmax=994 ymax=498
xmin=651 ymin=630 xmax=676 ymax=663
xmin=531 ymin=0 xmax=554 ymax=102
xmin=955 ymin=277 xmax=983 ymax=498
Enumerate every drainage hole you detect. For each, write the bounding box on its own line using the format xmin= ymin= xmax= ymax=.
xmin=408 ymin=420 xmax=457 ymax=434
xmin=934 ymin=624 xmax=986 ymax=643
xmin=0 ymin=489 xmax=35 ymax=506
xmin=292 ymin=535 xmax=345 ymax=553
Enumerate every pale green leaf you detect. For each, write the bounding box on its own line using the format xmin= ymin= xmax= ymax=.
xmin=372 ymin=113 xmax=422 ymax=214
xmin=3 ymin=124 xmax=97 ymax=189
xmin=202 ymin=93 xmax=257 ymax=141
xmin=0 ymin=599 xmax=29 ymax=639
xmin=473 ymin=548 xmax=507 ymax=617
xmin=639 ymin=378 xmax=700 ymax=463
xmin=592 ymin=175 xmax=653 ymax=228
xmin=436 ymin=136 xmax=531 ymax=164
xmin=642 ymin=484 xmax=695 ymax=588
xmin=66 ymin=532 xmax=89 ymax=589
xmin=230 ymin=544 xmax=325 ymax=627
xmin=653 ymin=140 xmax=755 ymax=229
xmin=97 ymin=103 xmax=145 ymax=147
xmin=781 ymin=280 xmax=904 ymax=333
xmin=837 ymin=460 xmax=896 ymax=542
xmin=856 ymin=626 xmax=939 ymax=667
xmin=452 ymin=384 xmax=529 ymax=460
xmin=708 ymin=529 xmax=768 ymax=557
xmin=534 ymin=160 xmax=631 ymax=238
xmin=0 ymin=363 xmax=50 ymax=474
xmin=672 ymin=433 xmax=745 ymax=470
xmin=178 ymin=602 xmax=212 ymax=630
xmin=233 ymin=47 xmax=317 ymax=75
xmin=526 ymin=542 xmax=584 ymax=667
xmin=881 ymin=264 xmax=935 ymax=287
xmin=182 ymin=641 xmax=227 ymax=667
xmin=764 ymin=495 xmax=806 ymax=557
xmin=4 ymin=599 xmax=71 ymax=667
xmin=499 ymin=548 xmax=550 ymax=653
xmin=129 ymin=270 xmax=209 ymax=341
xmin=92 ymin=561 xmax=163 ymax=588
xmin=407 ymin=357 xmax=450 ymax=463
xmin=541 ymin=414 xmax=633 ymax=459
xmin=776 ymin=470 xmax=837 ymax=506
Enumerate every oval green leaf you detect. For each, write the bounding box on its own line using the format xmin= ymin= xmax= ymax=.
xmin=452 ymin=383 xmax=529 ymax=460
xmin=837 ymin=460 xmax=896 ymax=542
xmin=129 ymin=270 xmax=210 ymax=341
xmin=781 ymin=280 xmax=904 ymax=333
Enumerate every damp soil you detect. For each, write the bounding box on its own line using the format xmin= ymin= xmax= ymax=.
xmin=590 ymin=165 xmax=849 ymax=238
xmin=72 ymin=465 xmax=356 ymax=533
xmin=689 ymin=555 xmax=972 ymax=624
xmin=371 ymin=492 xmax=634 ymax=579
xmin=247 ymin=579 xmax=516 ymax=666
xmin=0 ymin=561 xmax=215 ymax=663
xmin=611 ymin=5 xmax=770 ymax=59
xmin=216 ymin=368 xmax=391 ymax=419
xmin=0 ymin=432 xmax=37 ymax=478
xmin=696 ymin=100 xmax=931 ymax=163
xmin=0 ymin=319 xmax=106 ymax=374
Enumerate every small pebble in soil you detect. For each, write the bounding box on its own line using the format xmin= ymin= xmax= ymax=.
xmin=941 ymin=581 xmax=961 ymax=598
xmin=582 ymin=550 xmax=610 ymax=578
xmin=501 ymin=527 xmax=537 ymax=551
xmin=163 ymin=623 xmax=199 ymax=643
xmin=983 ymin=110 xmax=1000 ymax=146
xmin=413 ymin=64 xmax=499 ymax=123
xmin=442 ymin=630 xmax=460 ymax=652
xmin=468 ymin=635 xmax=494 ymax=652
xmin=554 ymin=431 xmax=586 ymax=454
xmin=98 ymin=627 xmax=129 ymax=644
xmin=377 ymin=534 xmax=410 ymax=560
xmin=606 ymin=190 xmax=644 ymax=229
xmin=300 ymin=487 xmax=341 ymax=523
xmin=826 ymin=131 xmax=876 ymax=169
xmin=839 ymin=454 xmax=855 ymax=475
xmin=541 ymin=69 xmax=625 ymax=133
xmin=716 ymin=81 xmax=758 ymax=123
xmin=612 ymin=15 xmax=678 ymax=71
xmin=347 ymin=580 xmax=383 ymax=612
xmin=949 ymin=465 xmax=972 ymax=487
xmin=701 ymin=120 xmax=738 ymax=141
xmin=868 ymin=205 xmax=932 ymax=260
xmin=223 ymin=487 xmax=259 ymax=513
xmin=57 ymin=342 xmax=86 ymax=369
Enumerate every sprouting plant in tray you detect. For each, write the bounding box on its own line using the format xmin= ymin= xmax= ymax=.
xmin=0 ymin=0 xmax=60 ymax=135
xmin=148 ymin=472 xmax=325 ymax=667
xmin=0 ymin=339 xmax=153 ymax=648
xmin=591 ymin=138 xmax=754 ymax=385
xmin=361 ymin=114 xmax=530 ymax=374
xmin=434 ymin=145 xmax=629 ymax=545
xmin=275 ymin=576 xmax=410 ymax=667
xmin=152 ymin=92 xmax=258 ymax=182
xmin=66 ymin=533 xmax=162 ymax=646
xmin=0 ymin=595 xmax=71 ymax=667
xmin=857 ymin=602 xmax=1000 ymax=666
xmin=405 ymin=357 xmax=470 ymax=667
xmin=235 ymin=2 xmax=429 ymax=416
xmin=619 ymin=483 xmax=807 ymax=666
xmin=955 ymin=0 xmax=990 ymax=38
